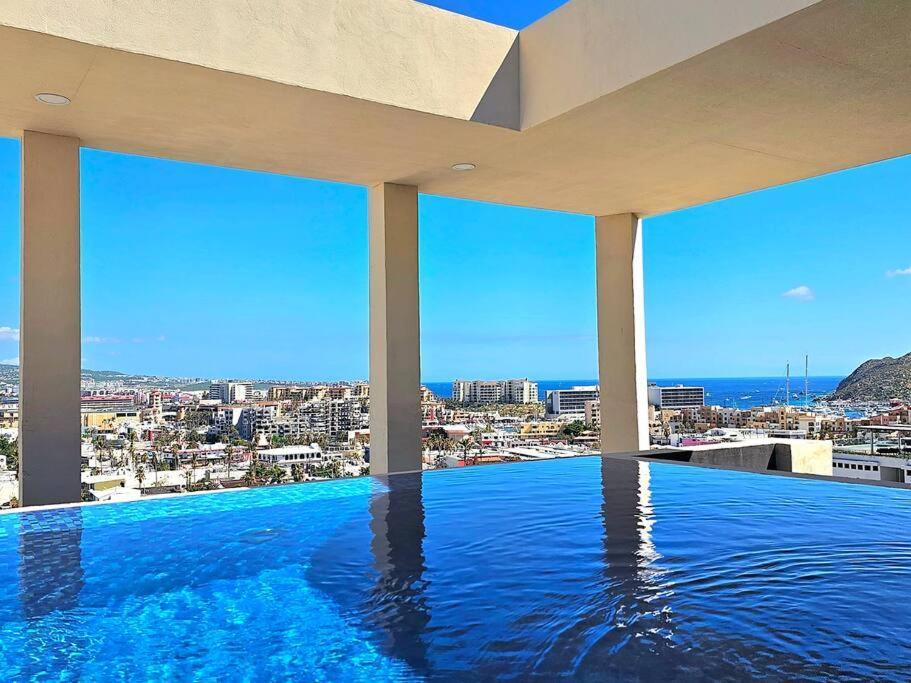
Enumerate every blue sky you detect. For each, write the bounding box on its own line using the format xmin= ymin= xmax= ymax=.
xmin=418 ymin=0 xmax=568 ymax=28
xmin=1 ymin=135 xmax=910 ymax=381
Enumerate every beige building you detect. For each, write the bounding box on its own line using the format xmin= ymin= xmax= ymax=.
xmin=515 ymin=422 xmax=565 ymax=440
xmin=0 ymin=405 xmax=18 ymax=430
xmin=3 ymin=0 xmax=910 ymax=504
xmin=81 ymin=409 xmax=140 ymax=433
xmin=584 ymin=400 xmax=600 ymax=429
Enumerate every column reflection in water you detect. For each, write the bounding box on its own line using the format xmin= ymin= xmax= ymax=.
xmin=578 ymin=457 xmax=674 ymax=676
xmin=368 ymin=472 xmax=431 ymax=674
xmin=19 ymin=508 xmax=84 ymax=619
xmin=17 ymin=507 xmax=86 ymax=678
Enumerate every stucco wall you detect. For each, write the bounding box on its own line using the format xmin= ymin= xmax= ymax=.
xmin=0 ymin=0 xmax=518 ymax=123
xmin=519 ymin=0 xmax=820 ymax=128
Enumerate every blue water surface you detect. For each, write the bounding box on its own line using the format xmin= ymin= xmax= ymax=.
xmin=0 ymin=457 xmax=909 ymax=681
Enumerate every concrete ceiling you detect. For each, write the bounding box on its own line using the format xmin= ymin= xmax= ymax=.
xmin=0 ymin=0 xmax=909 ymax=217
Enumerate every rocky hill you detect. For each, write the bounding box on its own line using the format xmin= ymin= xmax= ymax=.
xmin=829 ymin=352 xmax=911 ymax=402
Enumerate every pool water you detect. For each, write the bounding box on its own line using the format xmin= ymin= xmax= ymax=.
xmin=1 ymin=456 xmax=909 ymax=681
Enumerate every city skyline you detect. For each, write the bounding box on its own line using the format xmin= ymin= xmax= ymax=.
xmin=1 ymin=138 xmax=911 ymax=380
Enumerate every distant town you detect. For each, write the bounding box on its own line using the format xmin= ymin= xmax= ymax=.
xmin=1 ymin=360 xmax=910 ymax=508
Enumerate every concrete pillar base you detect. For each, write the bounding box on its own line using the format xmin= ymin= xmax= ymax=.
xmin=595 ymin=213 xmax=648 ymax=453
xmin=369 ymin=183 xmax=422 ymax=474
xmin=20 ymin=131 xmax=82 ymax=506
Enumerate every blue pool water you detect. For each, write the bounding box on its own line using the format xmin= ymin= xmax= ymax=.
xmin=1 ymin=456 xmax=910 ymax=681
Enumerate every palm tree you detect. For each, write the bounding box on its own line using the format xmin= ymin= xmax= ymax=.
xmin=136 ymin=464 xmax=146 ymax=490
xmin=190 ymin=450 xmax=200 ymax=488
xmin=459 ymin=437 xmax=475 ymax=465
xmin=128 ymin=431 xmax=137 ymax=474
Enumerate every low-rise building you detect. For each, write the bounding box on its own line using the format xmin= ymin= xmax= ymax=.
xmin=256 ymin=444 xmax=323 ymax=469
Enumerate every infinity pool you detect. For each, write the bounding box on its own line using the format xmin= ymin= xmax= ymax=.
xmin=1 ymin=456 xmax=909 ymax=681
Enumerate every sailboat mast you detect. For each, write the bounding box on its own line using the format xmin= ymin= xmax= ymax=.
xmin=805 ymin=354 xmax=809 ymax=409
xmin=786 ymin=363 xmax=790 ymax=410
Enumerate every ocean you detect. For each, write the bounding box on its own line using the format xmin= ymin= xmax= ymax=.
xmin=425 ymin=376 xmax=844 ymax=410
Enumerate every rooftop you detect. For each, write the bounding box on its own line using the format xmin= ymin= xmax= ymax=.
xmin=2 ymin=1 xmax=910 ymax=215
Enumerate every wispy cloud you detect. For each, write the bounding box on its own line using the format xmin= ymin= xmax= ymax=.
xmin=886 ymin=266 xmax=911 ymax=278
xmin=0 ymin=326 xmax=19 ymax=342
xmin=782 ymin=285 xmax=815 ymax=301
xmin=1 ymin=357 xmax=18 ymax=366
xmin=85 ymin=334 xmax=166 ymax=344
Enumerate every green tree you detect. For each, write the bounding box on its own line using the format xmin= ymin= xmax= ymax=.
xmin=0 ymin=434 xmax=18 ymax=473
xmin=562 ymin=420 xmax=586 ymax=443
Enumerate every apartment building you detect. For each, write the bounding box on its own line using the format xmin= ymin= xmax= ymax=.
xmin=451 ymin=378 xmax=539 ymax=405
xmin=239 ymin=403 xmax=282 ymax=441
xmin=584 ymin=400 xmax=600 ymax=428
xmin=647 ymin=384 xmax=705 ymax=409
xmin=209 ymin=381 xmax=254 ymax=404
xmin=212 ymin=405 xmax=245 ymax=435
xmin=267 ymin=386 xmax=307 ymax=402
xmin=546 ymin=386 xmax=599 ymax=416
xmin=241 ymin=398 xmax=365 ymax=442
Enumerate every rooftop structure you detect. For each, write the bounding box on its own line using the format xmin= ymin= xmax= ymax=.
xmin=3 ymin=0 xmax=911 ymax=510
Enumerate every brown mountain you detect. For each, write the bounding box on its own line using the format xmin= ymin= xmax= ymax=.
xmin=829 ymin=353 xmax=911 ymax=402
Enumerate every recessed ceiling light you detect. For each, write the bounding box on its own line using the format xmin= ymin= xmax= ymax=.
xmin=34 ymin=93 xmax=71 ymax=106
xmin=451 ymin=163 xmax=476 ymax=172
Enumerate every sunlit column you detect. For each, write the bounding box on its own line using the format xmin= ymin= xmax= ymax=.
xmin=369 ymin=183 xmax=422 ymax=474
xmin=20 ymin=131 xmax=82 ymax=506
xmin=595 ymin=213 xmax=649 ymax=453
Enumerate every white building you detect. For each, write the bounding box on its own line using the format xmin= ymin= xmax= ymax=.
xmin=209 ymin=381 xmax=254 ymax=404
xmin=546 ymin=386 xmax=599 ymax=416
xmin=648 ymin=384 xmax=705 ymax=409
xmin=451 ymin=378 xmax=538 ymax=405
xmin=503 ymin=379 xmax=539 ymax=404
xmin=212 ymin=405 xmax=245 ymax=435
xmin=833 ymin=454 xmax=911 ymax=484
xmin=256 ymin=444 xmax=324 ymax=469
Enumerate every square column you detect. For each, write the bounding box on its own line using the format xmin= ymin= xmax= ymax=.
xmin=595 ymin=213 xmax=648 ymax=453
xmin=20 ymin=131 xmax=82 ymax=506
xmin=369 ymin=183 xmax=421 ymax=474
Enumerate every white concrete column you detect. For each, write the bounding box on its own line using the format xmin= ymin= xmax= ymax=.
xmin=20 ymin=131 xmax=82 ymax=506
xmin=369 ymin=183 xmax=421 ymax=474
xmin=595 ymin=213 xmax=649 ymax=453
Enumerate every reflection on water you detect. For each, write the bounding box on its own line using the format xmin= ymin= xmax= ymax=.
xmin=368 ymin=474 xmax=430 ymax=672
xmin=1 ymin=456 xmax=910 ymax=681
xmin=19 ymin=509 xmax=84 ymax=619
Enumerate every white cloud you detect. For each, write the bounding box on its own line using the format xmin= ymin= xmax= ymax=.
xmin=782 ymin=285 xmax=815 ymax=301
xmin=0 ymin=326 xmax=19 ymax=341
xmin=84 ymin=336 xmax=121 ymax=344
xmin=886 ymin=266 xmax=911 ymax=278
xmin=1 ymin=357 xmax=18 ymax=366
